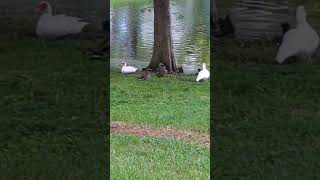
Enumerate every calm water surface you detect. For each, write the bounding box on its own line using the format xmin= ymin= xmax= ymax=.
xmin=110 ymin=0 xmax=210 ymax=73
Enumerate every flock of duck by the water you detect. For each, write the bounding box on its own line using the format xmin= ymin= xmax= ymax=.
xmin=31 ymin=0 xmax=210 ymax=82
xmin=32 ymin=1 xmax=319 ymax=70
xmin=120 ymin=62 xmax=210 ymax=82
xmin=216 ymin=5 xmax=320 ymax=64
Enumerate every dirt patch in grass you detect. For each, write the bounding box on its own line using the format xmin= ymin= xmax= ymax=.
xmin=111 ymin=121 xmax=210 ymax=146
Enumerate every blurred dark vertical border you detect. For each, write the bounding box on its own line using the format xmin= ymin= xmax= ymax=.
xmin=210 ymin=0 xmax=320 ymax=179
xmin=106 ymin=1 xmax=110 ymax=179
xmin=210 ymin=0 xmax=215 ymax=178
xmin=0 ymin=0 xmax=110 ymax=179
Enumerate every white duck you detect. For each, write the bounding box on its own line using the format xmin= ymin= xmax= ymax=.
xmin=276 ymin=5 xmax=319 ymax=64
xmin=34 ymin=1 xmax=89 ymax=38
xmin=196 ymin=63 xmax=210 ymax=82
xmin=121 ymin=62 xmax=138 ymax=74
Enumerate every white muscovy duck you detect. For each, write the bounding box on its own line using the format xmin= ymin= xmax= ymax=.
xmin=121 ymin=62 xmax=138 ymax=74
xmin=276 ymin=5 xmax=319 ymax=64
xmin=196 ymin=63 xmax=210 ymax=82
xmin=34 ymin=1 xmax=89 ymax=39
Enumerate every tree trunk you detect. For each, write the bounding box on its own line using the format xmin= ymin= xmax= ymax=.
xmin=128 ymin=4 xmax=138 ymax=58
xmin=149 ymin=0 xmax=177 ymax=72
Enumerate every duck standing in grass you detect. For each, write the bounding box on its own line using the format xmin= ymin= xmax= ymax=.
xmin=34 ymin=1 xmax=89 ymax=39
xmin=138 ymin=69 xmax=150 ymax=80
xmin=276 ymin=5 xmax=319 ymax=64
xmin=196 ymin=63 xmax=210 ymax=82
xmin=121 ymin=62 xmax=138 ymax=74
xmin=156 ymin=65 xmax=168 ymax=77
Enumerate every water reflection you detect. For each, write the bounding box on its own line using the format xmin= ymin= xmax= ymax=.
xmin=110 ymin=0 xmax=210 ymax=73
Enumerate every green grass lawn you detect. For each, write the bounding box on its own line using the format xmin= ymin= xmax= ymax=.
xmin=110 ymin=68 xmax=210 ymax=178
xmin=213 ymin=41 xmax=320 ymax=179
xmin=111 ymin=134 xmax=209 ymax=179
xmin=0 ymin=17 xmax=108 ymax=179
xmin=110 ymin=70 xmax=210 ymax=132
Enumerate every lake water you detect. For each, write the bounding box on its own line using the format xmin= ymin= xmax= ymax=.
xmin=216 ymin=0 xmax=320 ymax=40
xmin=110 ymin=0 xmax=210 ymax=73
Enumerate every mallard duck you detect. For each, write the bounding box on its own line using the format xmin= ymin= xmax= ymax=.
xmin=138 ymin=69 xmax=150 ymax=80
xmin=121 ymin=62 xmax=138 ymax=74
xmin=196 ymin=63 xmax=210 ymax=82
xmin=276 ymin=6 xmax=319 ymax=64
xmin=156 ymin=65 xmax=168 ymax=77
xmin=34 ymin=1 xmax=89 ymax=39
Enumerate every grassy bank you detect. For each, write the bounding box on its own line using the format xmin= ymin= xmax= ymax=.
xmin=110 ymin=70 xmax=210 ymax=132
xmin=111 ymin=134 xmax=209 ymax=179
xmin=110 ymin=69 xmax=210 ymax=178
xmin=214 ymin=40 xmax=320 ymax=179
xmin=0 ymin=17 xmax=107 ymax=179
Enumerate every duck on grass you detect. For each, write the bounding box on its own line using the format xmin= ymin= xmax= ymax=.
xmin=35 ymin=1 xmax=89 ymax=39
xmin=119 ymin=62 xmax=210 ymax=82
xmin=276 ymin=5 xmax=319 ymax=64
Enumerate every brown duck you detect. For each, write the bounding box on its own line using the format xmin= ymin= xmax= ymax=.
xmin=138 ymin=69 xmax=150 ymax=80
xmin=156 ymin=65 xmax=168 ymax=77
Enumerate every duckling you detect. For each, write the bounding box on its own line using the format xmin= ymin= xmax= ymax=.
xmin=156 ymin=65 xmax=168 ymax=77
xmin=138 ymin=69 xmax=150 ymax=80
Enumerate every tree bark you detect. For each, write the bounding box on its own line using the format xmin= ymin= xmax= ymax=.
xmin=149 ymin=0 xmax=177 ymax=72
xmin=128 ymin=4 xmax=138 ymax=58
